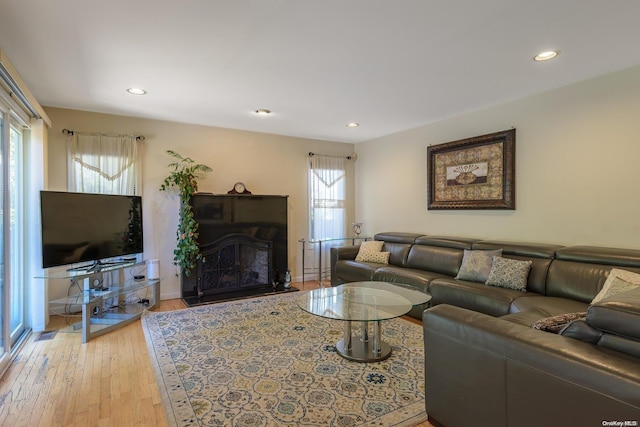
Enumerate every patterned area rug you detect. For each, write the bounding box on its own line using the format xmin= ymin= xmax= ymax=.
xmin=141 ymin=292 xmax=426 ymax=427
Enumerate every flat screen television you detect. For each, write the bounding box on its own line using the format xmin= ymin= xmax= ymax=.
xmin=40 ymin=191 xmax=143 ymax=270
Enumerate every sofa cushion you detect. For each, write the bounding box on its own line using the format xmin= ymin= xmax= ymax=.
xmin=591 ymin=268 xmax=640 ymax=304
xmin=406 ymin=244 xmax=465 ymax=277
xmin=485 ymin=256 xmax=532 ymax=291
xmin=429 ymin=277 xmax=520 ymax=317
xmin=555 ymin=245 xmax=640 ymax=269
xmin=500 ymin=297 xmax=589 ymax=327
xmin=547 ymin=246 xmax=640 ymax=303
xmin=546 ymin=260 xmax=612 ymax=303
xmin=414 ymin=235 xmax=477 ymax=250
xmin=373 ymin=266 xmax=450 ymax=292
xmin=473 ymin=240 xmax=561 ymax=295
xmin=373 ymin=232 xmax=426 ymax=244
xmin=455 ymin=249 xmax=502 ymax=283
xmin=334 ymin=260 xmax=380 ymax=283
xmin=381 ymin=242 xmax=412 ymax=267
xmin=509 ymin=295 xmax=589 ymax=316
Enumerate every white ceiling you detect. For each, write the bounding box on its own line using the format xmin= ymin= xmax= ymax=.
xmin=1 ymin=0 xmax=640 ymax=143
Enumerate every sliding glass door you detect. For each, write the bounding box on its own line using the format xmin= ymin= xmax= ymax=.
xmin=9 ymin=125 xmax=25 ymax=343
xmin=0 ymin=111 xmax=7 ymax=366
xmin=0 ymin=110 xmax=5 ymax=367
xmin=0 ymin=104 xmax=28 ymax=374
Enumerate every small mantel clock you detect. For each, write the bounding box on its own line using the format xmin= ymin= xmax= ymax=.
xmin=227 ymin=182 xmax=252 ymax=195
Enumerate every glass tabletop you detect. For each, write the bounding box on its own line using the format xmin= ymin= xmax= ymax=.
xmin=348 ymin=281 xmax=432 ymax=305
xmin=297 ymin=282 xmax=430 ymax=322
xmin=298 ymin=236 xmax=371 ymax=244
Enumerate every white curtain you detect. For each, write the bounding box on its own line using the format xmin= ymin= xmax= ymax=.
xmin=308 ymin=154 xmax=346 ymax=240
xmin=307 ymin=154 xmax=347 ymax=283
xmin=68 ymin=133 xmax=141 ymax=195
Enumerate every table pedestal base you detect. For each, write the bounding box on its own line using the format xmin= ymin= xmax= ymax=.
xmin=335 ymin=320 xmax=392 ymax=362
xmin=336 ymin=338 xmax=392 ymax=362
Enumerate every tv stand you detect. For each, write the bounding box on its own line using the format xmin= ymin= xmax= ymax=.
xmin=39 ymin=261 xmax=159 ymax=343
xmin=66 ymin=259 xmax=130 ymax=273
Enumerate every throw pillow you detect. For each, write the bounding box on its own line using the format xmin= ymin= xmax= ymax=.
xmin=359 ymin=240 xmax=384 ymax=253
xmin=355 ymin=240 xmax=384 ymax=262
xmin=455 ymin=249 xmax=502 ymax=283
xmin=355 ymin=251 xmax=391 ymax=264
xmin=591 ymin=268 xmax=640 ymax=305
xmin=485 ymin=256 xmax=532 ymax=292
xmin=532 ymin=312 xmax=587 ymax=334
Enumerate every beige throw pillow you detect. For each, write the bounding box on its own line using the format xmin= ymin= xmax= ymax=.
xmin=359 ymin=240 xmax=384 ymax=253
xmin=355 ymin=240 xmax=384 ymax=262
xmin=356 ymin=240 xmax=391 ymax=264
xmin=356 ymin=251 xmax=391 ymax=264
xmin=591 ymin=268 xmax=640 ymax=305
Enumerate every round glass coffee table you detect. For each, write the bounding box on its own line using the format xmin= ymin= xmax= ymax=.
xmin=297 ymin=281 xmax=431 ymax=362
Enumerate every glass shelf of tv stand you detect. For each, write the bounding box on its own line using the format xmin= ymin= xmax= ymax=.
xmin=34 ymin=260 xmax=139 ymax=280
xmin=39 ymin=261 xmax=160 ymax=343
xmin=48 ymin=279 xmax=159 ymax=305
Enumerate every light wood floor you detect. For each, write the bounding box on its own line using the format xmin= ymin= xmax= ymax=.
xmin=0 ymin=282 xmax=434 ymax=427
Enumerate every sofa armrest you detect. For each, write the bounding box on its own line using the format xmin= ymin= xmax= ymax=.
xmin=585 ymin=287 xmax=640 ymax=358
xmin=330 ymin=245 xmax=360 ymax=286
xmin=423 ymin=304 xmax=640 ymax=427
xmin=588 ymin=286 xmax=640 ymax=340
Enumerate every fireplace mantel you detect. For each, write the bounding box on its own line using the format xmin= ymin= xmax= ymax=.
xmin=180 ymin=194 xmax=289 ymax=305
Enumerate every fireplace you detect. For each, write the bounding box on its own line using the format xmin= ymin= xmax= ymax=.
xmin=197 ymin=234 xmax=272 ymax=295
xmin=181 ymin=193 xmax=289 ymax=306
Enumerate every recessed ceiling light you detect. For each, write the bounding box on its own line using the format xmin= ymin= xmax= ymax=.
xmin=534 ymin=50 xmax=559 ymax=62
xmin=127 ymin=88 xmax=147 ymax=95
xmin=346 ymin=122 xmax=360 ymax=128
xmin=254 ymin=109 xmax=272 ymax=116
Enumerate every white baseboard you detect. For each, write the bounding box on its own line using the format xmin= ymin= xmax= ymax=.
xmin=160 ymin=291 xmax=181 ymax=300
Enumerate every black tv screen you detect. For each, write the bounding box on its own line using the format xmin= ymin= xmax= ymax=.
xmin=40 ymin=191 xmax=143 ymax=269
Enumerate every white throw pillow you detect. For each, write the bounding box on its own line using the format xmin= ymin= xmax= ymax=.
xmin=591 ymin=268 xmax=640 ymax=305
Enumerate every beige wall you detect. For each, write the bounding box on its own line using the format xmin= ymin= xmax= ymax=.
xmin=43 ymin=64 xmax=640 ymax=300
xmin=355 ymin=65 xmax=640 ymax=249
xmin=44 ymin=107 xmax=355 ymax=299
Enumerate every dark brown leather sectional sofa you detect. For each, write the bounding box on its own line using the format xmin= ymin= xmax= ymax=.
xmin=330 ymin=232 xmax=640 ymax=426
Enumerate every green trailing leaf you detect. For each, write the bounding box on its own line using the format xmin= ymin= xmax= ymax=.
xmin=159 ymin=150 xmax=212 ymax=276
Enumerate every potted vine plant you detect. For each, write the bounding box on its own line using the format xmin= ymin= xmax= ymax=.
xmin=159 ymin=150 xmax=212 ymax=276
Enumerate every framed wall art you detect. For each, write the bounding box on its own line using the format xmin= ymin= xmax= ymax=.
xmin=427 ymin=129 xmax=515 ymax=210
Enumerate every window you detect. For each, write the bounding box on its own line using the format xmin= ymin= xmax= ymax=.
xmin=308 ymin=155 xmax=346 ymax=240
xmin=306 ymin=154 xmax=349 ymax=282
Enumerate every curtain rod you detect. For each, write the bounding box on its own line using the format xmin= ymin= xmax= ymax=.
xmin=62 ymin=128 xmax=145 ymax=142
xmin=308 ymin=152 xmax=356 ymax=160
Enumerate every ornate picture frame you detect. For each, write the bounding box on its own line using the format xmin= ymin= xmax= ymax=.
xmin=427 ymin=129 xmax=515 ymax=210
